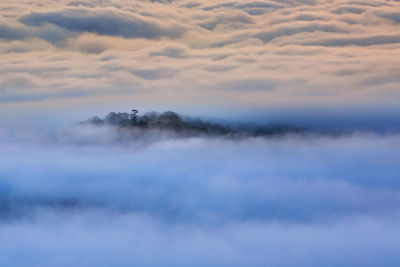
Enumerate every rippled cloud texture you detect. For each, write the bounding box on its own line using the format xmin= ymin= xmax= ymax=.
xmin=1 ymin=126 xmax=400 ymax=266
xmin=1 ymin=0 xmax=400 ymax=113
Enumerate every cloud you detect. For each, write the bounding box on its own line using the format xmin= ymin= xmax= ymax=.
xmin=19 ymin=8 xmax=186 ymax=39
xmin=331 ymin=6 xmax=366 ymax=14
xmin=2 ymin=126 xmax=400 ymax=219
xmin=215 ymin=77 xmax=304 ymax=92
xmin=131 ymin=68 xmax=178 ymax=80
xmin=199 ymin=14 xmax=253 ymax=30
xmin=0 ymin=75 xmax=36 ymax=92
xmin=180 ymin=2 xmax=202 ymax=9
xmin=254 ymin=23 xmax=348 ymax=43
xmin=149 ymin=45 xmax=189 ymax=58
xmin=0 ymin=125 xmax=400 ymax=266
xmin=293 ymin=14 xmax=323 ymax=22
xmin=236 ymin=1 xmax=284 ymax=9
xmin=1 ymin=210 xmax=400 ymax=267
xmin=346 ymin=1 xmax=388 ymax=7
xmin=202 ymin=1 xmax=283 ymax=11
xmin=375 ymin=11 xmax=400 ymax=23
xmin=67 ymin=1 xmax=97 ymax=8
xmin=0 ymin=23 xmax=28 ymax=40
xmin=0 ymin=21 xmax=77 ymax=44
xmin=303 ymin=34 xmax=400 ymax=47
xmin=68 ymin=33 xmax=111 ymax=54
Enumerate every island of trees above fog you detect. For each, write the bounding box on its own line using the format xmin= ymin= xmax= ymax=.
xmin=82 ymin=109 xmax=305 ymax=137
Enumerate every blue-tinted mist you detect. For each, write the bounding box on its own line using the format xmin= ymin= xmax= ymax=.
xmin=0 ymin=123 xmax=400 ymax=266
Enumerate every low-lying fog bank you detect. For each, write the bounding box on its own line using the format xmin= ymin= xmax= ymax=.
xmin=1 ymin=117 xmax=399 ymax=266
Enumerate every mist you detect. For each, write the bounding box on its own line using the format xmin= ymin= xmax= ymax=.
xmin=1 ymin=122 xmax=400 ymax=266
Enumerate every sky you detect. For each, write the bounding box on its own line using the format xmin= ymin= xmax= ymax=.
xmin=1 ymin=1 xmax=400 ymax=266
xmin=1 ymin=0 xmax=400 ymax=126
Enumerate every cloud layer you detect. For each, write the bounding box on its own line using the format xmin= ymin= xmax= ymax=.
xmin=1 ymin=0 xmax=400 ymax=116
xmin=1 ymin=126 xmax=400 ymax=266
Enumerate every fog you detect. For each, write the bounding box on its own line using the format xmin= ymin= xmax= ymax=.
xmin=1 ymin=124 xmax=400 ymax=266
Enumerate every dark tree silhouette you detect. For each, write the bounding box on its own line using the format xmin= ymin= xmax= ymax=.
xmin=82 ymin=109 xmax=305 ymax=137
xmin=130 ymin=109 xmax=139 ymax=124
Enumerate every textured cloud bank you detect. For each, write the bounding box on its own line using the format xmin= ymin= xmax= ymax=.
xmin=1 ymin=125 xmax=400 ymax=266
xmin=1 ymin=0 xmax=400 ymax=113
xmin=19 ymin=9 xmax=186 ymax=39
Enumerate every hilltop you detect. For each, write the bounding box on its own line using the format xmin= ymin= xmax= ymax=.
xmin=82 ymin=110 xmax=304 ymax=137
